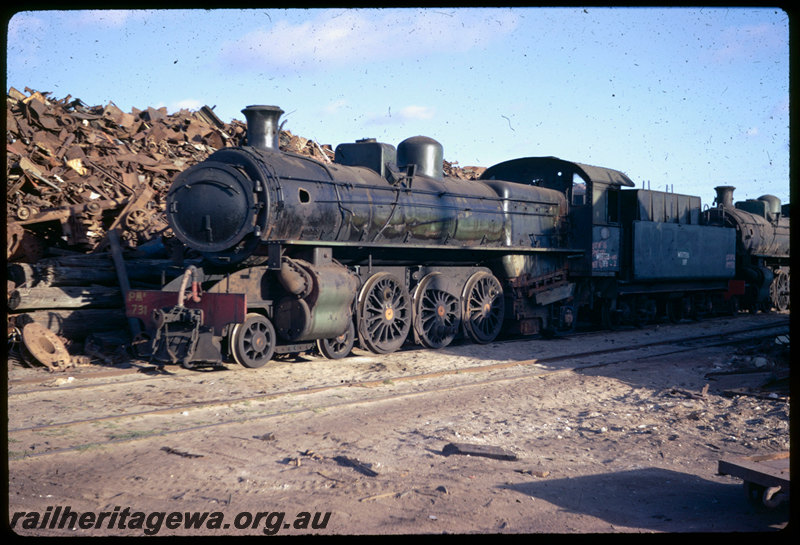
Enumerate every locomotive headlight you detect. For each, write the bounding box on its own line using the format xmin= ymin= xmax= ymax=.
xmin=600 ymin=226 xmax=610 ymax=240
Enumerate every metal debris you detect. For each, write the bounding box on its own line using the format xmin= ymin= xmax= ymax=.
xmin=333 ymin=455 xmax=380 ymax=477
xmin=441 ymin=442 xmax=518 ymax=461
xmin=20 ymin=322 xmax=71 ymax=371
xmin=160 ymin=446 xmax=204 ymax=458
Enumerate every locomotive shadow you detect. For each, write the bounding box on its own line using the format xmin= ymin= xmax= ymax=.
xmin=500 ymin=467 xmax=789 ymax=532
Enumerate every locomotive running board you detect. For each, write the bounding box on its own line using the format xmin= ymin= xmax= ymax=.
xmin=269 ymin=239 xmax=584 ymax=254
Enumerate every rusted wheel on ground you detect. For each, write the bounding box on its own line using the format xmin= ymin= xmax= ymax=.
xmin=231 ymin=313 xmax=276 ymax=368
xmin=461 ymin=271 xmax=504 ymax=344
xmin=21 ymin=322 xmax=70 ymax=371
xmin=317 ymin=320 xmax=355 ymax=360
xmin=413 ymin=272 xmax=461 ymax=349
xmin=357 ymin=272 xmax=411 ymax=354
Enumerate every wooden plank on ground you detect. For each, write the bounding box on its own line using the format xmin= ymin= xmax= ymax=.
xmin=442 ymin=442 xmax=518 ymax=461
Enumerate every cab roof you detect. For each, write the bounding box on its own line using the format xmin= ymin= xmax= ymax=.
xmin=480 ymin=156 xmax=635 ymax=188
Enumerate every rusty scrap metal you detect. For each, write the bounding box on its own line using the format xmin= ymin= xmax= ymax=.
xmin=20 ymin=321 xmax=72 ymax=371
xmin=441 ymin=442 xmax=518 ymax=461
xmin=6 ymin=87 xmax=245 ymax=256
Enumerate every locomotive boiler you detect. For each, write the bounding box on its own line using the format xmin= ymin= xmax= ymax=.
xmin=704 ymin=185 xmax=790 ymax=312
xmin=128 ymin=105 xmax=580 ymax=368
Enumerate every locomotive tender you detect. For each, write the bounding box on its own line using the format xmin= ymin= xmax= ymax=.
xmin=126 ymin=105 xmax=789 ymax=368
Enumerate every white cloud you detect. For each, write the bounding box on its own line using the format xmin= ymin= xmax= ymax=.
xmin=364 ymin=104 xmax=436 ymax=126
xmin=323 ymin=99 xmax=348 ymax=114
xmin=219 ymin=8 xmax=520 ymax=73
xmin=399 ymin=105 xmax=435 ymax=120
xmin=75 ymin=10 xmax=143 ymax=28
xmin=171 ymin=99 xmax=205 ymax=112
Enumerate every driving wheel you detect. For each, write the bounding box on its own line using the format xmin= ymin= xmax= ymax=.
xmin=413 ymin=272 xmax=460 ymax=349
xmin=461 ymin=271 xmax=504 ymax=344
xmin=357 ymin=272 xmax=411 ymax=354
xmin=770 ymin=270 xmax=790 ymax=311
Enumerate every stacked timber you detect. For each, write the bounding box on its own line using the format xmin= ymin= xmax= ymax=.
xmin=7 ymin=252 xmax=198 ymax=343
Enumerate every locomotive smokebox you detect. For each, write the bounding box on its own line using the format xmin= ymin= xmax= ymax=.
xmin=242 ymin=105 xmax=284 ymax=150
xmin=714 ymin=186 xmax=736 ymax=208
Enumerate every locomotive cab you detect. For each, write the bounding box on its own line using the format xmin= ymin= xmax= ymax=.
xmin=480 ymin=156 xmax=634 ymax=278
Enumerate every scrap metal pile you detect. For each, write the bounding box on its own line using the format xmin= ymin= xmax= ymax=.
xmin=6 ymin=87 xmax=482 ymax=370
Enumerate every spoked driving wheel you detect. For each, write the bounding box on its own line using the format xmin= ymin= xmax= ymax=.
xmin=770 ymin=270 xmax=790 ymax=311
xmin=413 ymin=272 xmax=461 ymax=349
xmin=461 ymin=271 xmax=504 ymax=344
xmin=231 ymin=312 xmax=276 ymax=368
xmin=316 ymin=320 xmax=355 ymax=360
xmin=358 ymin=272 xmax=411 ymax=354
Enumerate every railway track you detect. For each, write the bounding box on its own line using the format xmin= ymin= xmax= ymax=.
xmin=7 ymin=312 xmax=788 ymax=392
xmin=7 ymin=314 xmax=789 ymax=460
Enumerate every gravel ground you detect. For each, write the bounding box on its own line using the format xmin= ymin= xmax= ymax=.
xmin=6 ymin=313 xmax=791 ymax=535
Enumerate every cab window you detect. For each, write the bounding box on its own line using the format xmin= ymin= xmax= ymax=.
xmin=572 ymin=173 xmax=587 ymax=206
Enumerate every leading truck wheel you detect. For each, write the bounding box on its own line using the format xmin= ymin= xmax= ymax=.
xmin=231 ymin=313 xmax=276 ymax=368
xmin=462 ymin=271 xmax=504 ymax=344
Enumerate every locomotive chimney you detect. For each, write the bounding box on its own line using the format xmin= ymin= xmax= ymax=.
xmin=714 ymin=186 xmax=735 ymax=208
xmin=242 ymin=105 xmax=284 ymax=150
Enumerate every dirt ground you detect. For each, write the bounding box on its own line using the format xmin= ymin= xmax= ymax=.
xmin=6 ymin=313 xmax=791 ymax=535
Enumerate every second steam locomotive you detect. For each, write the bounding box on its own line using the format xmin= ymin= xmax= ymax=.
xmin=126 ymin=105 xmax=789 ymax=368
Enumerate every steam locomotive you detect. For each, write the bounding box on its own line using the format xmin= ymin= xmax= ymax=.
xmin=126 ymin=105 xmax=790 ymax=368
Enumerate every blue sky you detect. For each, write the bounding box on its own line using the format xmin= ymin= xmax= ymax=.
xmin=6 ymin=7 xmax=790 ymax=208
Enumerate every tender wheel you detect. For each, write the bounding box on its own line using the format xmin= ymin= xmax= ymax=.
xmin=636 ymin=297 xmax=657 ymax=325
xmin=770 ymin=270 xmax=790 ymax=312
xmin=357 ymin=272 xmax=411 ymax=354
xmin=413 ymin=273 xmax=461 ymax=349
xmin=601 ymin=298 xmax=622 ymax=330
xmin=317 ymin=320 xmax=355 ymax=360
xmin=617 ymin=299 xmax=638 ymax=327
xmin=667 ymin=297 xmax=691 ymax=323
xmin=231 ymin=313 xmax=276 ymax=368
xmin=556 ymin=304 xmax=576 ymax=335
xmin=462 ymin=271 xmax=504 ymax=344
xmin=727 ymin=295 xmax=740 ymax=316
